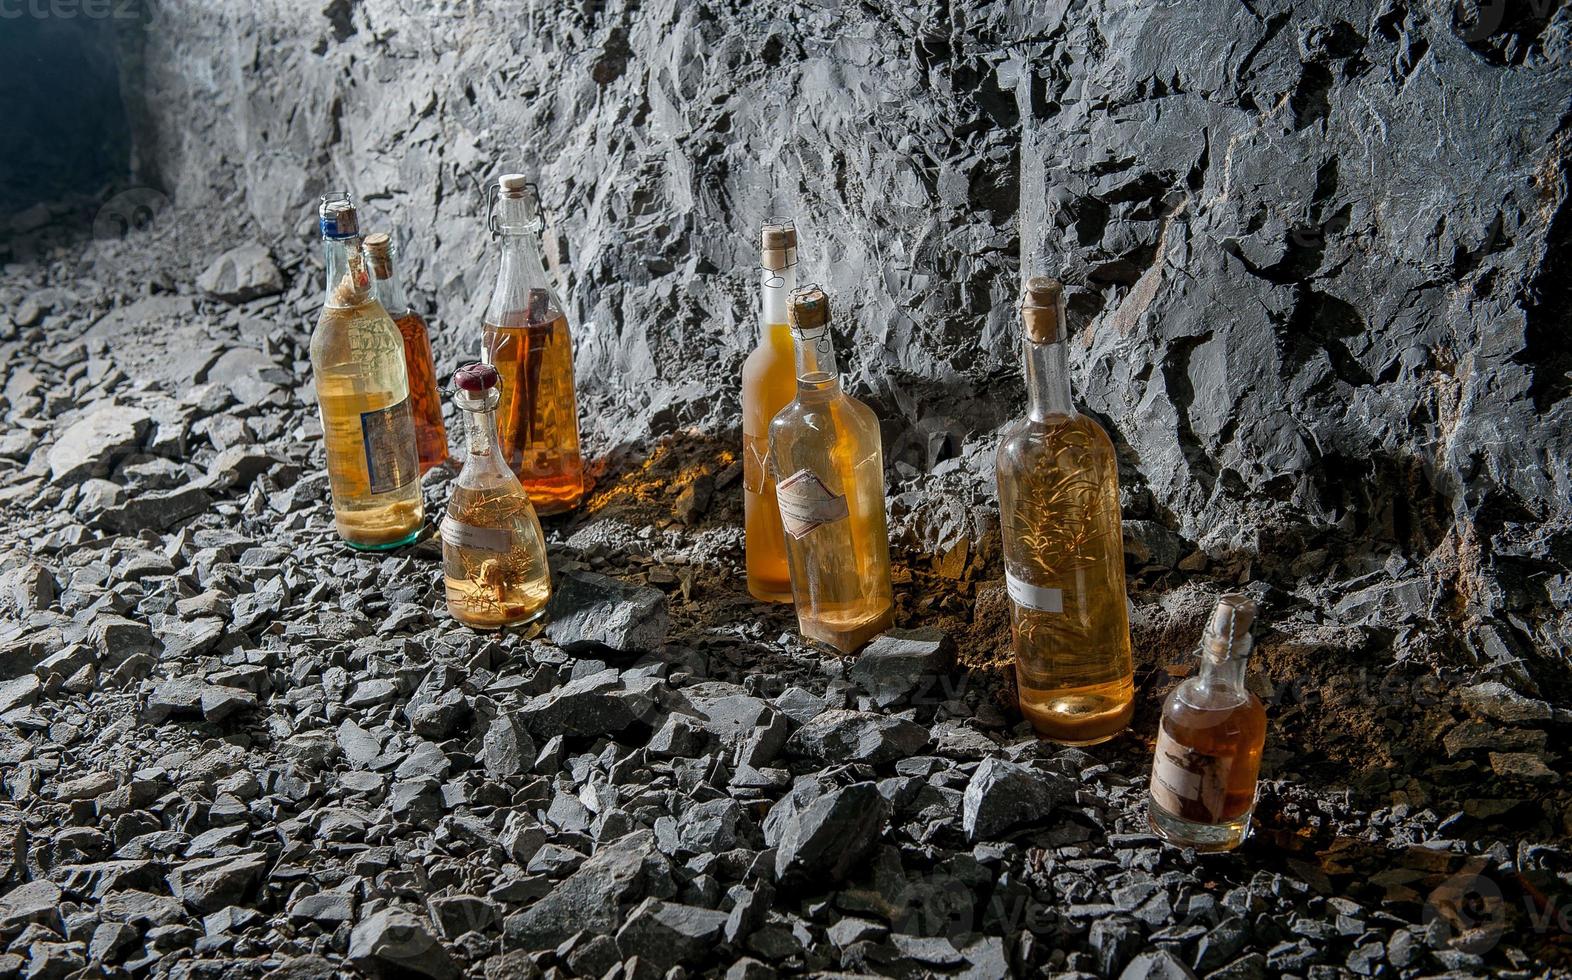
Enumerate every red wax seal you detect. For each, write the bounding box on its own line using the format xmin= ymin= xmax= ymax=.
xmin=453 ymin=363 xmax=499 ymax=392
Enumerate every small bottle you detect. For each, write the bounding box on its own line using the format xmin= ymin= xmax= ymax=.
xmin=480 ymin=175 xmax=585 ymax=516
xmin=309 ymin=194 xmax=424 ymax=550
xmin=1148 ymin=595 xmax=1266 ymax=852
xmin=443 ymin=363 xmax=552 ymax=628
xmin=768 ymin=285 xmax=894 ymax=654
xmin=363 ymin=232 xmax=449 ymax=473
xmin=741 ymin=218 xmax=799 ymax=603
xmin=995 ymin=276 xmax=1133 ymax=744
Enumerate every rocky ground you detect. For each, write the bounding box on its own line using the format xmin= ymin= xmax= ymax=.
xmin=0 ymin=202 xmax=1569 ymax=980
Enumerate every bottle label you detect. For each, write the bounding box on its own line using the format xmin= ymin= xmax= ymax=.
xmin=1006 ymin=572 xmax=1064 ymax=613
xmin=360 ymin=399 xmax=418 ymax=494
xmin=1150 ymin=725 xmax=1233 ymax=822
xmin=775 ymin=468 xmax=849 ymax=539
xmin=440 ymin=517 xmax=514 ymax=554
xmin=742 ymin=433 xmax=770 ymax=495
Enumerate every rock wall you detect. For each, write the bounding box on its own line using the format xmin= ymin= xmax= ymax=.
xmin=115 ymin=0 xmax=1571 ymax=676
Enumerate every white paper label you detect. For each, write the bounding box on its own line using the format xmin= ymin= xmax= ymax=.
xmin=775 ymin=468 xmax=849 ymax=539
xmin=1150 ymin=726 xmax=1233 ymax=822
xmin=440 ymin=517 xmax=513 ymax=554
xmin=1006 ymin=572 xmax=1063 ymax=613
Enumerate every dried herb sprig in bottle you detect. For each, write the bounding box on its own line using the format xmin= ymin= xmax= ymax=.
xmin=442 ymin=363 xmax=552 ymax=628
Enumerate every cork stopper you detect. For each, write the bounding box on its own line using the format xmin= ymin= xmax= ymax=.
xmin=319 ymin=196 xmax=360 ymax=240
xmin=363 ymin=232 xmax=393 ymax=279
xmin=761 ymin=218 xmax=798 ymax=272
xmin=498 ymin=173 xmax=530 ymax=198
xmin=1021 ymin=276 xmax=1065 ymax=344
xmin=1204 ymin=594 xmax=1257 ymax=657
xmin=789 ymin=284 xmax=830 ymax=333
xmin=453 ymin=363 xmax=500 ymax=393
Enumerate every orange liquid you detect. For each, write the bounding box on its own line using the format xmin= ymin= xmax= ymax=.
xmin=1155 ymin=692 xmax=1267 ymax=823
xmin=484 ymin=310 xmax=584 ymax=515
xmin=741 ymin=322 xmax=797 ymax=602
xmin=393 ymin=310 xmax=448 ymax=473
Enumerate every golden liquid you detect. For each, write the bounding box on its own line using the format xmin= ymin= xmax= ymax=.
xmin=741 ymin=322 xmax=797 ymax=602
xmin=997 ymin=412 xmax=1133 ymax=743
xmin=443 ymin=481 xmax=552 ymax=628
xmin=392 ymin=310 xmax=449 ymax=473
xmin=769 ymin=383 xmax=894 ymax=653
xmin=1154 ymin=688 xmax=1266 ymax=823
xmin=312 ymin=298 xmax=425 ymax=549
xmin=484 ymin=310 xmax=584 ymax=515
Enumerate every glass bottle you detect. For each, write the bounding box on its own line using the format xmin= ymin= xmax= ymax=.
xmin=741 ymin=218 xmax=799 ymax=603
xmin=995 ymin=276 xmax=1133 ymax=744
xmin=767 ymin=285 xmax=894 ymax=654
xmin=443 ymin=363 xmax=553 ymax=628
xmin=309 ymin=194 xmax=424 ymax=550
xmin=363 ymin=232 xmax=448 ymax=473
xmin=480 ymin=174 xmax=585 ymax=516
xmin=1148 ymin=595 xmax=1266 ymax=851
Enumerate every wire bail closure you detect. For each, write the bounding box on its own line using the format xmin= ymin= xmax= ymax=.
xmin=485 ymin=176 xmax=544 ymax=236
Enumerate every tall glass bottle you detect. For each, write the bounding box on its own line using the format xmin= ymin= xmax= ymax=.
xmin=1148 ymin=595 xmax=1265 ymax=851
xmin=364 ymin=232 xmax=448 ymax=473
xmin=741 ymin=218 xmax=799 ymax=603
xmin=480 ymin=174 xmax=585 ymax=516
xmin=996 ymin=276 xmax=1133 ymax=743
xmin=443 ymin=363 xmax=553 ymax=628
xmin=767 ymin=285 xmax=894 ymax=654
xmin=309 ymin=195 xmax=424 ymax=550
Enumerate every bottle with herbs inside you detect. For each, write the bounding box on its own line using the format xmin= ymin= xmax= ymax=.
xmin=442 ymin=363 xmax=552 ymax=628
xmin=1148 ymin=594 xmax=1266 ymax=852
xmin=480 ymin=174 xmax=585 ymax=515
xmin=363 ymin=231 xmax=448 ymax=472
xmin=309 ymin=194 xmax=424 ymax=550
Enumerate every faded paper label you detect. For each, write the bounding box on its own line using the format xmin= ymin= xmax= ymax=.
xmin=1006 ymin=572 xmax=1064 ymax=613
xmin=775 ymin=468 xmax=849 ymax=539
xmin=360 ymin=398 xmax=418 ymax=495
xmin=1150 ymin=726 xmax=1233 ymax=823
xmin=440 ymin=517 xmax=514 ymax=554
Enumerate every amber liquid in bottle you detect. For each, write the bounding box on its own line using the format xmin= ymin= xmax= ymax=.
xmin=365 ymin=233 xmax=448 ymax=473
xmin=1149 ymin=595 xmax=1266 ymax=851
xmin=768 ymin=285 xmax=894 ymax=653
xmin=741 ymin=219 xmax=799 ymax=603
xmin=996 ymin=278 xmax=1133 ymax=744
xmin=310 ymin=198 xmax=424 ymax=550
xmin=481 ymin=176 xmax=584 ymax=516
xmin=443 ymin=364 xmax=552 ymax=628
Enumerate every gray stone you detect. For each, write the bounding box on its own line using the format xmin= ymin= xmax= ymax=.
xmin=544 ymin=570 xmax=669 ymax=655
xmin=1118 ymin=949 xmax=1198 ymax=980
xmin=0 ymin=563 xmax=55 ymax=617
xmin=48 ymin=405 xmax=150 ymax=484
xmin=0 ymin=880 xmax=62 ymax=932
xmin=614 ymin=898 xmax=728 ymax=971
xmin=785 ymin=709 xmax=929 ymax=765
xmin=0 ymin=675 xmax=40 ymax=715
xmin=1458 ymin=681 xmax=1552 ymax=723
xmin=481 ymin=713 xmax=536 ymax=779
xmin=99 ymin=484 xmax=211 ymax=533
xmin=348 ymin=907 xmax=457 ymax=980
xmin=503 ymin=830 xmax=673 ymax=948
xmin=197 ymin=242 xmax=284 ymax=303
xmin=962 ymin=757 xmax=1068 ymax=842
xmin=848 ymin=627 xmax=955 ymax=708
xmin=773 ymin=782 xmax=889 ymax=885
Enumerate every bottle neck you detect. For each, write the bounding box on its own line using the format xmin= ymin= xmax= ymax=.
xmin=323 ymin=237 xmax=372 ymax=308
xmin=460 ymin=397 xmax=506 ymax=470
xmin=1024 ymin=336 xmax=1074 ymax=420
xmin=762 ymin=263 xmax=797 ymax=330
xmin=371 ymin=260 xmax=409 ymax=316
xmin=792 ymin=324 xmax=841 ymax=392
xmin=1195 ymin=634 xmax=1253 ymax=696
xmin=490 ymin=230 xmax=553 ymax=315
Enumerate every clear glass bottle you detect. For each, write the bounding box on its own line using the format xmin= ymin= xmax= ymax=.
xmin=1149 ymin=595 xmax=1265 ymax=851
xmin=742 ymin=218 xmax=799 ymax=603
xmin=364 ymin=232 xmax=448 ymax=473
xmin=480 ymin=174 xmax=585 ymax=516
xmin=995 ymin=276 xmax=1133 ymax=744
xmin=443 ymin=363 xmax=552 ymax=628
xmin=309 ymin=194 xmax=424 ymax=550
xmin=767 ymin=285 xmax=894 ymax=654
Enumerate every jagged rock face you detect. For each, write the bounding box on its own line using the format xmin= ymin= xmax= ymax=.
xmin=116 ymin=3 xmax=1568 ymax=656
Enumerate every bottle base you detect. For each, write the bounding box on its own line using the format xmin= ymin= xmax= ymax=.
xmin=344 ymin=528 xmax=422 ymax=551
xmin=449 ymin=605 xmax=548 ymax=630
xmin=1147 ymin=799 xmax=1252 ymax=852
xmin=1019 ymin=689 xmax=1133 ymax=745
xmin=799 ymin=605 xmax=893 ymax=655
xmin=748 ymin=581 xmax=794 ymax=604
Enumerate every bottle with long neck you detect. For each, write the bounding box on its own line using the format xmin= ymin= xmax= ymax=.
xmin=767 ymin=285 xmax=894 ymax=653
xmin=364 ymin=232 xmax=448 ymax=474
xmin=442 ymin=363 xmax=552 ymax=628
xmin=741 ymin=218 xmax=799 ymax=603
xmin=309 ymin=195 xmax=424 ymax=550
xmin=1148 ymin=595 xmax=1266 ymax=851
xmin=995 ymin=276 xmax=1133 ymax=743
xmin=480 ymin=174 xmax=585 ymax=516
